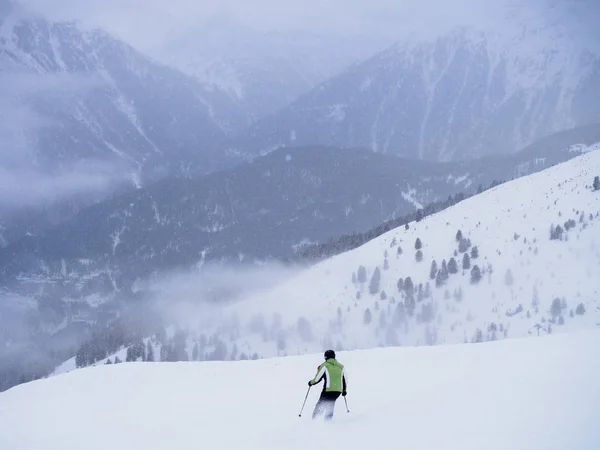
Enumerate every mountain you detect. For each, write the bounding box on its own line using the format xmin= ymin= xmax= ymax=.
xmin=2 ymin=128 xmax=592 ymax=386
xmin=235 ymin=7 xmax=600 ymax=161
xmin=80 ymin=147 xmax=600 ymax=366
xmin=2 ymin=129 xmax=592 ymax=296
xmin=0 ymin=1 xmax=244 ymax=182
xmin=151 ymin=15 xmax=388 ymax=124
xmin=0 ymin=1 xmax=248 ymax=247
xmin=4 ymin=332 xmax=600 ymax=450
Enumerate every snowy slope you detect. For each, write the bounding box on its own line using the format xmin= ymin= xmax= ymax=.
xmin=4 ymin=331 xmax=600 ymax=450
xmin=140 ymin=149 xmax=600 ymax=362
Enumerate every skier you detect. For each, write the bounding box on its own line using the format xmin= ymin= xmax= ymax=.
xmin=307 ymin=349 xmax=347 ymax=421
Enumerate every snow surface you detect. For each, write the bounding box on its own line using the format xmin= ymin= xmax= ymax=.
xmin=3 ymin=331 xmax=600 ymax=450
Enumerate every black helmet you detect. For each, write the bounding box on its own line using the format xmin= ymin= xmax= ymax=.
xmin=324 ymin=349 xmax=336 ymax=360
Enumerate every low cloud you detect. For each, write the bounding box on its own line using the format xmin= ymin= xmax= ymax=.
xmin=0 ymin=70 xmax=125 ymax=211
xmin=0 ymin=160 xmax=122 ymax=209
xmin=145 ymin=262 xmax=299 ymax=330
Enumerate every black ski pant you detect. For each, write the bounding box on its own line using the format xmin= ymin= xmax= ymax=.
xmin=312 ymin=391 xmax=341 ymax=421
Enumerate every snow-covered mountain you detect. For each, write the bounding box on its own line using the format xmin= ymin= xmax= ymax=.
xmin=83 ymin=147 xmax=600 ymax=365
xmin=0 ymin=1 xmax=243 ymax=182
xmin=0 ymin=1 xmax=251 ymax=248
xmin=4 ymin=331 xmax=600 ymax=450
xmin=3 ymin=128 xmax=596 ymax=391
xmin=235 ymin=5 xmax=600 ymax=161
xmin=152 ymin=15 xmax=388 ymax=124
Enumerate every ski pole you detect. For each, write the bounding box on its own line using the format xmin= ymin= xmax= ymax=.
xmin=299 ymin=386 xmax=311 ymax=417
xmin=344 ymin=396 xmax=350 ymax=413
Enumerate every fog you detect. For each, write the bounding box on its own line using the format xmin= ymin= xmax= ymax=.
xmin=17 ymin=0 xmax=563 ymax=53
xmin=0 ymin=260 xmax=302 ymax=390
xmin=0 ymin=71 xmax=126 ymax=211
xmin=145 ymin=262 xmax=301 ymax=330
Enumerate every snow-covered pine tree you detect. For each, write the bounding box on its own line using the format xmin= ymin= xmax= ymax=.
xmin=369 ymin=267 xmax=381 ymax=295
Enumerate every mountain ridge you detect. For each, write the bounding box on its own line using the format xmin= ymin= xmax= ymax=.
xmin=233 ymin=22 xmax=600 ymax=162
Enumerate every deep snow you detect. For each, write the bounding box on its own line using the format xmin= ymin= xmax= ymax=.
xmin=2 ymin=331 xmax=600 ymax=450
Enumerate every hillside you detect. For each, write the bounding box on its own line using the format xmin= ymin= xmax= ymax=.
xmin=86 ymin=149 xmax=600 ymax=365
xmin=1 ymin=133 xmax=592 ymax=380
xmin=235 ymin=6 xmax=600 ymax=161
xmin=4 ymin=331 xmax=600 ymax=450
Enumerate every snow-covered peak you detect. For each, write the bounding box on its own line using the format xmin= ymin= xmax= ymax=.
xmin=238 ymin=10 xmax=600 ymax=161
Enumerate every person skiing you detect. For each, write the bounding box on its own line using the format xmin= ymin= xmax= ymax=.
xmin=307 ymin=349 xmax=347 ymax=420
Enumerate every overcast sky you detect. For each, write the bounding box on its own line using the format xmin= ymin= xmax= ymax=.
xmin=18 ymin=0 xmax=545 ymax=51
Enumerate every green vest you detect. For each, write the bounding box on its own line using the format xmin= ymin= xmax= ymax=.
xmin=311 ymin=358 xmax=345 ymax=392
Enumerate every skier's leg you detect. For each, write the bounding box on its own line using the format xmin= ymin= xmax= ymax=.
xmin=312 ymin=394 xmax=326 ymax=419
xmin=324 ymin=392 xmax=341 ymax=421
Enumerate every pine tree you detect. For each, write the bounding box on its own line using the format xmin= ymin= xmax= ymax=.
xmin=397 ymin=278 xmax=404 ymax=292
xmin=192 ymin=342 xmax=199 ymax=361
xmin=230 ymin=344 xmax=239 ymax=360
xmin=383 ymin=258 xmax=389 ymax=270
xmin=415 ymin=238 xmax=422 ymax=250
xmin=458 ymin=237 xmax=472 ymax=253
xmin=593 ymin=176 xmax=600 ymax=191
xmin=397 ymin=246 xmax=403 ymax=256
xmin=364 ymin=308 xmax=372 ymax=325
xmin=448 ymin=257 xmax=458 ymax=274
xmin=551 ymin=298 xmax=562 ymax=317
xmin=369 ymin=267 xmax=381 ymax=295
xmin=471 ymin=246 xmax=479 ymax=259
xmin=404 ymin=277 xmax=414 ymax=296
xmin=436 ymin=261 xmax=449 ymax=287
xmin=415 ymin=250 xmax=423 ymax=262
xmin=456 ymin=230 xmax=463 ymax=242
xmin=146 ymin=342 xmax=155 ymax=362
xmin=576 ymin=303 xmax=586 ymax=315
xmin=114 ymin=356 xmax=122 ymax=364
xmin=470 ymin=265 xmax=482 ymax=284
xmin=417 ymin=283 xmax=424 ymax=302
xmin=430 ymin=260 xmax=438 ymax=280
xmin=463 ymin=253 xmax=471 ymax=270
xmin=357 ymin=266 xmax=367 ymax=283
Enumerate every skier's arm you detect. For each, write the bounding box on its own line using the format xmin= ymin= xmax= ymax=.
xmin=309 ymin=364 xmax=326 ymax=386
xmin=342 ymin=367 xmax=348 ymax=395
